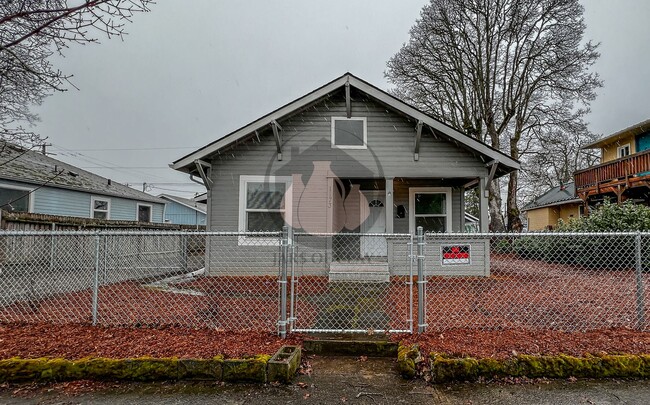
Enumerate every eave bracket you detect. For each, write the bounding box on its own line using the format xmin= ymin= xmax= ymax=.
xmin=271 ymin=120 xmax=283 ymax=161
xmin=414 ymin=120 xmax=423 ymax=161
xmin=193 ymin=159 xmax=213 ymax=190
xmin=345 ymin=79 xmax=351 ymax=118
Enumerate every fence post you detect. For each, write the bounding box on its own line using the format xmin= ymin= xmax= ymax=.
xmin=92 ymin=231 xmax=101 ymax=326
xmin=278 ymin=226 xmax=289 ymax=338
xmin=417 ymin=226 xmax=427 ymax=333
xmin=182 ymin=233 xmax=188 ymax=273
xmin=49 ymin=223 xmax=55 ymax=273
xmin=635 ymin=232 xmax=646 ymax=329
xmin=288 ymin=227 xmax=296 ymax=332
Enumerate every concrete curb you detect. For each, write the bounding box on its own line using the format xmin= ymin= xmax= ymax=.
xmin=396 ymin=343 xmax=650 ymax=382
xmin=0 ymin=346 xmax=301 ymax=384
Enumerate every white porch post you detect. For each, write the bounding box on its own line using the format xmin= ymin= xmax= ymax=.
xmin=479 ymin=177 xmax=489 ymax=232
xmin=385 ymin=177 xmax=394 ymax=233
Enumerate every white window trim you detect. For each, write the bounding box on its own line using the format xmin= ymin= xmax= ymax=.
xmin=238 ymin=175 xmax=293 ymax=246
xmin=617 ymin=143 xmax=631 ymax=158
xmin=0 ymin=182 xmax=34 ymax=213
xmin=331 ymin=116 xmax=368 ymax=149
xmin=90 ymin=196 xmax=111 ymax=220
xmin=137 ymin=203 xmax=153 ymax=222
xmin=408 ymin=187 xmax=452 ymax=234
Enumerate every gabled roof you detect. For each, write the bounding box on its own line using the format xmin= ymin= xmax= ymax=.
xmin=158 ymin=193 xmax=206 ymax=214
xmin=171 ymin=73 xmax=520 ymax=175
xmin=583 ymin=118 xmax=650 ymax=149
xmin=522 ymin=182 xmax=581 ymax=211
xmin=0 ymin=142 xmax=164 ymax=204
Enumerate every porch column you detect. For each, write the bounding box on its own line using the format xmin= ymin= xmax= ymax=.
xmin=385 ymin=177 xmax=394 ymax=233
xmin=479 ymin=177 xmax=489 ymax=232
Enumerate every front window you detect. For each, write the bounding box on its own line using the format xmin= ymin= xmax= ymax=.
xmin=137 ymin=204 xmax=152 ymax=222
xmin=331 ymin=117 xmax=367 ymax=149
xmin=409 ymin=188 xmax=451 ymax=233
xmin=0 ymin=185 xmax=31 ymax=212
xmin=618 ymin=144 xmax=631 ymax=158
xmin=239 ymin=176 xmax=292 ymax=232
xmin=91 ymin=197 xmax=110 ymax=219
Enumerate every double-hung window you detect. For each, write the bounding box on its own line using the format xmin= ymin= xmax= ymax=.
xmin=91 ymin=197 xmax=110 ymax=219
xmin=409 ymin=187 xmax=452 ymax=233
xmin=239 ymin=176 xmax=292 ymax=234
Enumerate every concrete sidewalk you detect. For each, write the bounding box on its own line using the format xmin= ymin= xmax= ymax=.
xmin=1 ymin=356 xmax=650 ymax=404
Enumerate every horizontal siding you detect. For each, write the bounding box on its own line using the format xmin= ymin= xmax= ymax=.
xmin=164 ymin=202 xmax=207 ymax=225
xmin=2 ymin=181 xmax=166 ymax=222
xmin=209 ymin=91 xmax=487 ymax=230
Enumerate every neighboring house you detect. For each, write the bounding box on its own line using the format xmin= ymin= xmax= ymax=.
xmin=170 ymin=73 xmax=519 ymax=276
xmin=158 ymin=194 xmax=206 ymax=225
xmin=0 ymin=142 xmax=165 ymax=222
xmin=522 ymin=183 xmax=583 ymax=231
xmin=575 ymin=118 xmax=650 ymax=206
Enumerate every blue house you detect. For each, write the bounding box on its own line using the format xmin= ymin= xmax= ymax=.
xmin=0 ymin=142 xmax=166 ymax=222
xmin=158 ymin=194 xmax=206 ymax=226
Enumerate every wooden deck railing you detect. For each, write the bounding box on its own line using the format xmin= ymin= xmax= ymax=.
xmin=575 ymin=149 xmax=650 ymax=190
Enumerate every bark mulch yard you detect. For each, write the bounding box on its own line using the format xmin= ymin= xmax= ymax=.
xmin=396 ymin=328 xmax=650 ymax=360
xmin=1 ymin=323 xmax=649 ymax=361
xmin=0 ymin=323 xmax=302 ymax=359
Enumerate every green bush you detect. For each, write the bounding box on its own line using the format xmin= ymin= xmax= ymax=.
xmin=515 ymin=201 xmax=650 ymax=270
xmin=557 ymin=200 xmax=650 ymax=232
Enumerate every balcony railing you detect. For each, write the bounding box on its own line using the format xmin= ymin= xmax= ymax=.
xmin=575 ymin=149 xmax=650 ymax=190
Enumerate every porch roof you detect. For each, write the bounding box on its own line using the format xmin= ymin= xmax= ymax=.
xmin=170 ymin=73 xmax=520 ymax=177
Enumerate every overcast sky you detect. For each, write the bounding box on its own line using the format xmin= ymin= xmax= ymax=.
xmin=30 ymin=0 xmax=650 ymax=198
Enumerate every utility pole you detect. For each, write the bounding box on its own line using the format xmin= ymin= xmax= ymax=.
xmin=39 ymin=143 xmax=52 ymax=155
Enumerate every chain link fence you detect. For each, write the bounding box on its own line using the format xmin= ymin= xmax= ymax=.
xmin=424 ymin=231 xmax=649 ymax=332
xmin=1 ymin=229 xmax=648 ymax=334
xmin=290 ymin=232 xmax=414 ymax=334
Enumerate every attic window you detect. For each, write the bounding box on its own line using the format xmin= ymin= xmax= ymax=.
xmin=331 ymin=117 xmax=367 ymax=149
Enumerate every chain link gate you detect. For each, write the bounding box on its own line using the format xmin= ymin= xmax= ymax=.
xmin=284 ymin=229 xmax=414 ymax=334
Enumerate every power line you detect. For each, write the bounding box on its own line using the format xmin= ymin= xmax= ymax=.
xmin=52 ymin=143 xmax=170 ymax=181
xmin=51 ymin=146 xmax=201 ymax=152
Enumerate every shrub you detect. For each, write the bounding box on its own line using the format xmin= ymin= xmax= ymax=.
xmin=557 ymin=200 xmax=650 ymax=232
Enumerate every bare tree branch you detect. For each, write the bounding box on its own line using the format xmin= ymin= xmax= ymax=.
xmin=386 ymin=0 xmax=601 ymax=231
xmin=0 ymin=0 xmax=153 ymax=152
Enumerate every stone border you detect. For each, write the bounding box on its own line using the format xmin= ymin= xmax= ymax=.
xmin=396 ymin=343 xmax=650 ymax=382
xmin=0 ymin=347 xmax=302 ymax=384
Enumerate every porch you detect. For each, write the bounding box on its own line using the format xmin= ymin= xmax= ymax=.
xmin=575 ymin=149 xmax=650 ymax=203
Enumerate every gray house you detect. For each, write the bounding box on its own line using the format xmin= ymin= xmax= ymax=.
xmin=171 ymin=73 xmax=519 ymax=276
xmin=0 ymin=142 xmax=166 ymax=222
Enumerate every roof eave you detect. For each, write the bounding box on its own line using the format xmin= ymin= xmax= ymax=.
xmin=171 ymin=73 xmax=520 ymax=173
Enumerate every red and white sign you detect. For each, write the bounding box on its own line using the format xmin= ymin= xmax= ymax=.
xmin=441 ymin=245 xmax=471 ymax=265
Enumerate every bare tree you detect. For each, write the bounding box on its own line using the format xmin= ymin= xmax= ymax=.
xmin=0 ymin=0 xmax=152 ymax=150
xmin=520 ymin=121 xmax=600 ymax=202
xmin=386 ymin=0 xmax=601 ymax=231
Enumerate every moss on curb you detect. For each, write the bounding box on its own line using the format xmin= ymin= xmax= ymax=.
xmin=428 ymin=352 xmax=650 ymax=383
xmin=222 ymin=355 xmax=270 ymax=383
xmin=396 ymin=344 xmax=420 ymax=378
xmin=0 ymin=355 xmax=241 ymax=383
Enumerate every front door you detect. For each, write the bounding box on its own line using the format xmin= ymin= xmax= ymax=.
xmin=360 ymin=191 xmax=387 ymax=257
